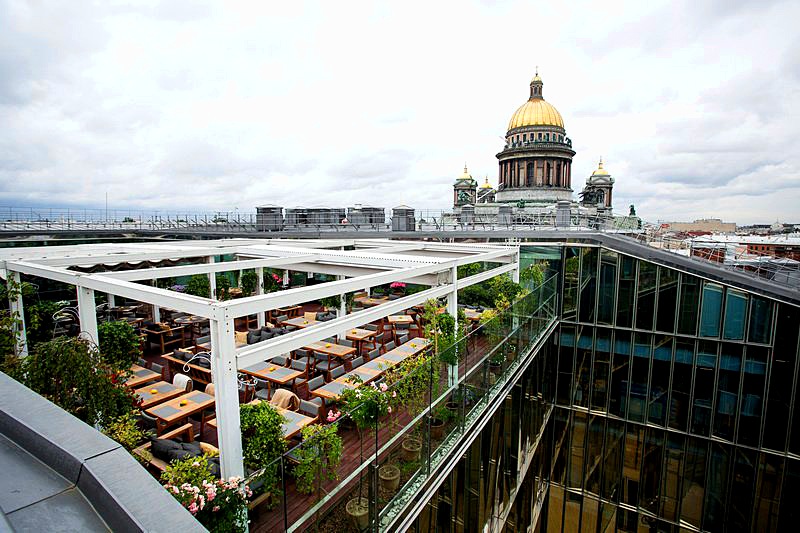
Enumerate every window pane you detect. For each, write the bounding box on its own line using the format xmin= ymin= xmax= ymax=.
xmin=677 ymin=275 xmax=701 ymax=336
xmin=680 ymin=436 xmax=707 ymax=528
xmin=649 ymin=336 xmax=672 ymax=426
xmin=591 ymin=328 xmax=611 ymax=411
xmin=748 ymin=296 xmax=773 ymax=344
xmin=670 ymin=339 xmax=694 ymax=432
xmin=692 ymin=340 xmax=717 ymax=437
xmin=578 ymin=247 xmax=598 ymax=323
xmin=574 ymin=328 xmax=592 ymax=408
xmin=563 ymin=248 xmax=580 ymax=321
xmin=722 ymin=289 xmax=748 ymax=340
xmin=699 ymin=283 xmax=723 ymax=337
xmin=557 ymin=325 xmax=576 ymax=406
xmin=656 ymin=267 xmax=678 ymax=333
xmin=616 ymin=256 xmax=636 ymax=328
xmin=636 ymin=262 xmax=657 ymax=330
xmin=765 ymin=303 xmax=799 ymax=452
xmin=713 ymin=343 xmax=741 ymax=441
xmin=630 ymin=333 xmax=651 ymax=422
xmin=597 ymin=250 xmax=617 ymax=325
xmin=609 ymin=331 xmax=631 ymax=418
xmin=738 ymin=346 xmax=767 ymax=447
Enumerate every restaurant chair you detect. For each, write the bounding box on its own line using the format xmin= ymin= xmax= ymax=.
xmin=314 ymin=352 xmax=341 ymax=379
xmin=137 ymin=357 xmax=148 ymax=367
xmin=397 ymin=334 xmax=409 ymax=345
xmin=270 ymin=354 xmax=290 ymax=367
xmin=366 ymin=348 xmax=381 ymax=362
xmin=150 ymin=362 xmax=165 ymax=380
xmin=196 ymin=335 xmax=211 ymax=345
xmin=139 ymin=411 xmax=159 ymax=432
xmin=338 ymin=339 xmax=354 ymax=348
xmin=322 ymin=336 xmax=337 ymax=343
xmin=299 ymin=400 xmax=321 ymax=422
xmin=173 ymin=373 xmax=193 ymax=392
xmin=275 ymin=314 xmax=288 ymax=324
xmin=346 ymin=356 xmax=365 ymax=371
xmin=383 ymin=340 xmax=396 ymax=353
xmin=293 ymin=349 xmax=315 ymax=369
xmin=254 ymin=379 xmax=271 ymax=402
xmin=363 ymin=324 xmax=378 ymax=332
xmin=393 ymin=324 xmax=410 ymax=344
xmin=328 ymin=365 xmax=346 ymax=382
xmin=295 ymin=375 xmax=325 ymax=400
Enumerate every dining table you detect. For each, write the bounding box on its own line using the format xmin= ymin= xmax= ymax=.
xmin=134 ymin=381 xmax=185 ymax=409
xmin=240 ymin=361 xmax=303 ymax=399
xmin=173 ymin=315 xmax=209 ymax=342
xmin=353 ymin=296 xmax=389 ymax=307
xmin=281 ymin=316 xmax=318 ymax=329
xmin=207 ymin=403 xmax=315 ymax=440
xmin=124 ymin=364 xmax=161 ymax=388
xmin=387 ymin=314 xmax=414 ymax=325
xmin=345 ymin=327 xmax=377 ymax=356
xmin=146 ymin=390 xmax=215 ymax=435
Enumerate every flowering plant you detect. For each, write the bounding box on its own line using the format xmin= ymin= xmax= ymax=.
xmin=162 ymin=455 xmax=250 ymax=532
xmin=326 ymin=408 xmax=342 ymax=423
xmin=169 ymin=284 xmax=187 ymax=293
xmin=339 ymin=378 xmax=392 ymax=429
xmin=389 ymin=282 xmax=406 ymax=289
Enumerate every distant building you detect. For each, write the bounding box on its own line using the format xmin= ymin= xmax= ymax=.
xmin=663 ymin=218 xmax=736 ymax=233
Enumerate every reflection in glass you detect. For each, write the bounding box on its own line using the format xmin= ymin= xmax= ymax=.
xmin=598 ymin=250 xmax=617 ymax=325
xmin=765 ymin=303 xmax=799 ymax=451
xmin=591 ymin=328 xmax=611 ymax=411
xmin=656 ymin=267 xmax=678 ymax=333
xmin=649 ymin=336 xmax=672 ymax=426
xmin=748 ymin=296 xmax=773 ymax=344
xmin=629 ymin=334 xmax=651 ymax=423
xmin=609 ymin=331 xmax=631 ymax=418
xmin=616 ymin=256 xmax=636 ymax=328
xmin=723 ymin=289 xmax=748 ymax=340
xmin=713 ymin=344 xmax=741 ymax=441
xmin=636 ymin=261 xmax=657 ymax=330
xmin=699 ymin=283 xmax=723 ymax=337
xmin=692 ymin=341 xmax=717 ymax=437
xmin=579 ymin=247 xmax=598 ymax=323
xmin=670 ymin=339 xmax=694 ymax=432
xmin=677 ymin=275 xmax=701 ymax=336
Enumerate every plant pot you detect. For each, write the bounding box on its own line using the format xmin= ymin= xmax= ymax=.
xmin=346 ymin=497 xmax=370 ymax=531
xmin=401 ymin=436 xmax=422 ymax=462
xmin=379 ymin=464 xmax=400 ymax=492
xmin=489 ymin=361 xmax=503 ymax=375
xmin=430 ymin=417 xmax=445 ymax=440
xmin=445 ymin=401 xmax=459 ymax=416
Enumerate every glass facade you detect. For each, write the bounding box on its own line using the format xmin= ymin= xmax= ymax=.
xmin=407 ymin=244 xmax=800 ymax=533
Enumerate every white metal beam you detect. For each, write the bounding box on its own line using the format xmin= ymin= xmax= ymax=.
xmin=100 ymin=255 xmax=315 ymax=281
xmin=6 ymin=271 xmax=28 ymax=357
xmin=8 ymin=261 xmax=217 ymax=318
xmin=209 ymin=316 xmax=245 ymax=479
xmin=76 ymin=286 xmax=98 ymax=344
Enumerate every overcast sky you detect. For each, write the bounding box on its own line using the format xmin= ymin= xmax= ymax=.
xmin=2 ymin=0 xmax=799 ymax=223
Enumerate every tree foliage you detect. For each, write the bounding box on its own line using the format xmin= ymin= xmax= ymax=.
xmin=98 ymin=320 xmax=142 ymax=371
xmin=186 ymin=275 xmax=211 ymax=298
xmin=239 ymin=402 xmax=287 ymax=498
xmin=292 ymin=423 xmax=343 ymax=495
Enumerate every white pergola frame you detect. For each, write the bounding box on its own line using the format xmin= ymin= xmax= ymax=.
xmin=0 ymin=238 xmax=519 ymax=479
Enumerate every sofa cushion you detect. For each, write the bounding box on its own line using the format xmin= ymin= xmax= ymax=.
xmin=168 ymin=448 xmax=194 ymax=462
xmin=247 ymin=331 xmax=261 ymax=345
xmin=180 ymin=441 xmax=202 ymax=456
xmin=150 ymin=438 xmax=181 ymax=461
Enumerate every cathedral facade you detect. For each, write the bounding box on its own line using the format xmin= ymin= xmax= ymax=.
xmin=453 ymin=72 xmax=618 ymax=219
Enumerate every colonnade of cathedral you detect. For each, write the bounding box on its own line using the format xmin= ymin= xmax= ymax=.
xmin=498 ymin=157 xmax=572 ymax=189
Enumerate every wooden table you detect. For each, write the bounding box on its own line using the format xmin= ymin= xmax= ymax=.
xmin=387 ymin=315 xmax=414 ymax=325
xmin=273 ymin=305 xmax=302 ymax=319
xmin=345 ymin=327 xmax=377 ymax=355
xmin=122 ymin=316 xmax=144 ymax=327
xmin=305 ymin=341 xmax=356 ymax=360
xmin=282 ymin=316 xmax=317 ymax=329
xmin=110 ymin=305 xmax=140 ymax=318
xmin=311 ymin=380 xmax=356 ymax=401
xmin=354 ymin=296 xmax=389 ymax=307
xmin=240 ymin=361 xmax=302 ymax=399
xmin=125 ymin=364 xmax=161 ymax=388
xmin=208 ymin=405 xmax=314 ymax=440
xmin=134 ymin=381 xmax=185 ymax=409
xmin=463 ymin=309 xmax=484 ymax=322
xmin=174 ymin=315 xmax=208 ymax=342
xmin=337 ymin=362 xmax=383 ymax=384
xmin=146 ymin=390 xmax=215 ymax=435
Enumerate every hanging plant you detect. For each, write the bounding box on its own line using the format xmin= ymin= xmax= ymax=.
xmin=292 ymin=423 xmax=343 ymax=495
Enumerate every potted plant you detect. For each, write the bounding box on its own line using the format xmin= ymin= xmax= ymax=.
xmin=239 ymin=402 xmax=288 ymax=508
xmin=292 ymin=423 xmax=343 ymax=497
xmin=161 ymin=454 xmax=251 ymax=532
xmin=389 ymin=281 xmax=406 ymax=295
xmin=379 ymin=463 xmax=400 ymax=492
xmin=339 ymin=379 xmax=391 ymax=530
xmin=240 ymin=270 xmax=259 ymax=296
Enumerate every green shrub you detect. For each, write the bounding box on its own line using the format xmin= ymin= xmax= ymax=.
xmin=186 ymin=275 xmax=211 ymax=298
xmin=239 ymin=402 xmax=287 ymax=498
xmin=102 ymin=410 xmax=150 ymax=451
xmin=240 ymin=270 xmax=258 ymax=296
xmin=293 ymin=423 xmax=343 ymax=495
xmin=98 ymin=320 xmax=141 ymax=371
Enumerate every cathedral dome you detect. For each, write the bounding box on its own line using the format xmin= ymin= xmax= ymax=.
xmin=507 ymin=72 xmax=564 ymax=131
xmin=591 ymin=158 xmax=610 ymax=177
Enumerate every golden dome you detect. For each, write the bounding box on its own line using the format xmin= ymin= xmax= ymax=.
xmin=508 ymin=99 xmax=564 ymax=130
xmin=591 ymin=158 xmax=610 ymax=176
xmin=480 ymin=176 xmax=493 ymax=189
xmin=457 ymin=164 xmax=474 ymax=182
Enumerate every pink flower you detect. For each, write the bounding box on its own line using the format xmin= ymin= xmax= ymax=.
xmin=379 ymin=383 xmax=388 ymax=392
xmin=213 ymin=505 xmax=220 ymax=512
xmin=387 ymin=406 xmax=392 ymax=414
xmin=392 ymin=391 xmax=397 ymax=397
xmin=206 ymin=488 xmax=216 ymax=501
xmin=188 ymin=502 xmax=198 ymax=515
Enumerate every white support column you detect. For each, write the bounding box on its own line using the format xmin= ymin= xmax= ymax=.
xmin=282 ymin=270 xmax=289 ymax=288
xmin=256 ymin=269 xmax=265 ymax=328
xmin=210 ymin=315 xmax=245 ymax=479
xmin=8 ymin=271 xmax=28 ymax=357
xmin=511 ymin=248 xmax=520 ymax=283
xmin=76 ymin=285 xmax=99 ymax=344
xmin=208 ymin=257 xmax=217 ymax=300
xmin=108 ymin=293 xmax=116 ymax=307
xmin=446 ymin=265 xmax=458 ymax=387
xmin=337 ymin=275 xmax=347 ymax=318
xmin=151 ymin=280 xmax=161 ymax=323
